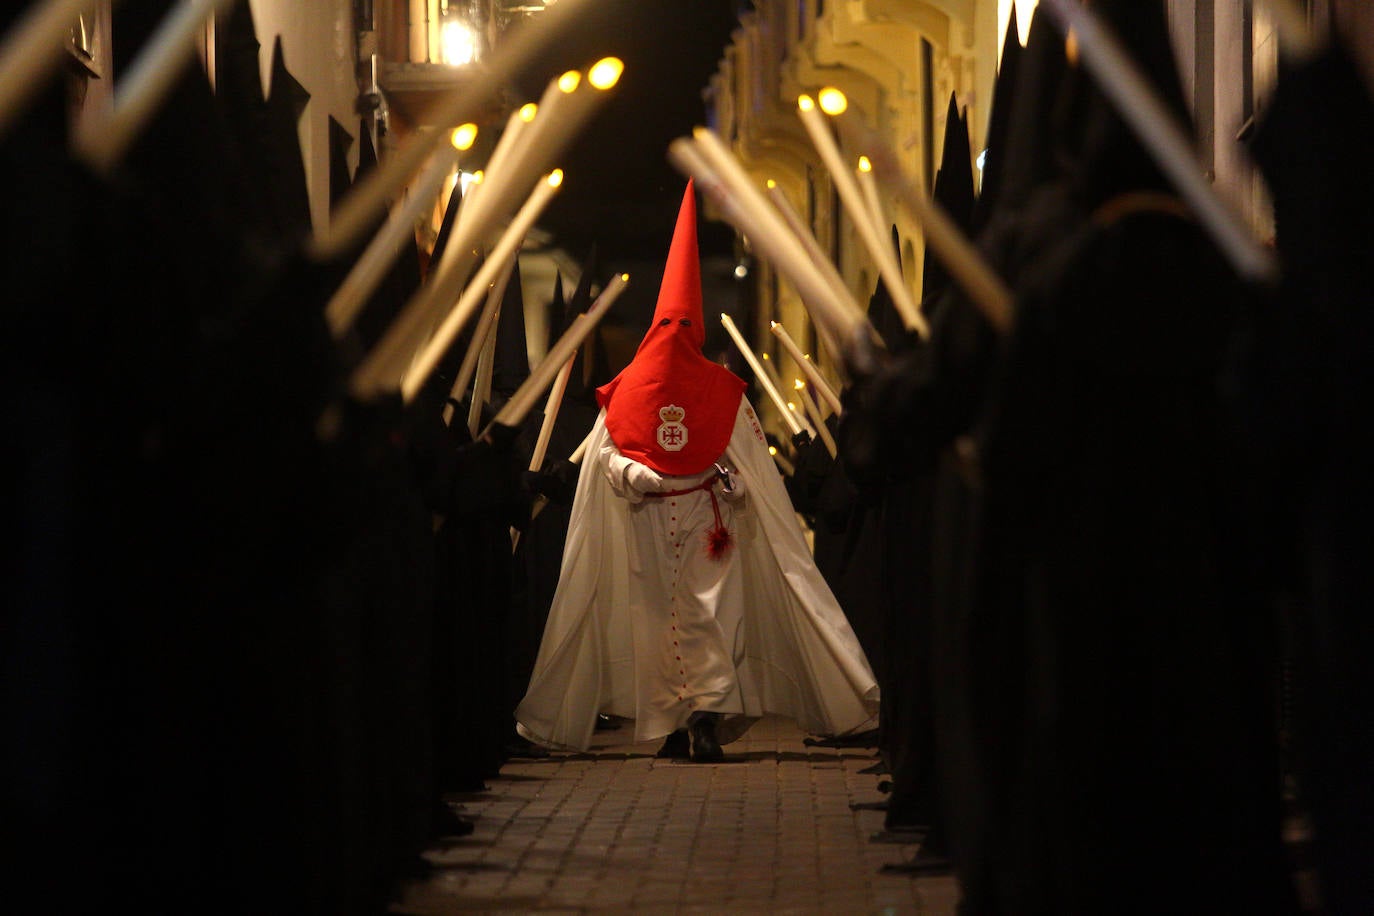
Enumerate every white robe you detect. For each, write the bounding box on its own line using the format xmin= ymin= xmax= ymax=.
xmin=515 ymin=395 xmax=880 ymax=751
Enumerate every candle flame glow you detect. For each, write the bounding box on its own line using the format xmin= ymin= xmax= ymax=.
xmin=795 ymin=379 xmax=806 ymax=390
xmin=450 ymin=123 xmax=478 ymax=151
xmin=766 ymin=179 xmax=777 ymax=189
xmin=519 ymin=103 xmax=538 ymax=122
xmin=858 ymin=155 xmax=873 ymax=172
xmin=797 ymin=94 xmax=815 ymax=112
xmin=818 ymin=88 xmax=847 ymax=115
xmin=547 ymin=169 xmax=564 ymax=187
xmin=769 ymin=447 xmax=778 ymax=456
xmin=589 ymin=57 xmax=624 ymax=90
xmin=558 ymin=70 xmax=581 ymax=93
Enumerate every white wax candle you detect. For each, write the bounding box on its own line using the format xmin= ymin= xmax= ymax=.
xmin=771 ymin=321 xmax=843 ymax=417
xmin=450 ymin=247 xmax=520 ymax=417
xmin=796 ymin=380 xmax=837 ymax=458
xmin=326 ymin=147 xmax=456 ymax=338
xmin=764 ymin=180 xmax=851 ymax=364
xmin=490 ymin=273 xmax=629 ymax=430
xmin=396 ymin=170 xmax=563 ymax=402
xmin=797 ymin=94 xmax=929 ymax=338
xmin=675 ymin=132 xmax=863 ymax=352
xmin=720 ymin=313 xmax=804 ymax=438
xmin=831 ymin=103 xmax=1015 ymax=335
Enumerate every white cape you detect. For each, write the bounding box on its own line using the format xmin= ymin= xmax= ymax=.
xmin=515 ymin=396 xmax=879 ymax=751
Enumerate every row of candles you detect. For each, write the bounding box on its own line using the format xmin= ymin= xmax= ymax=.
xmin=0 ymin=0 xmax=1307 ymax=474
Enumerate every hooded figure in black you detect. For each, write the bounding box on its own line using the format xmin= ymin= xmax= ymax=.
xmin=965 ymin=2 xmax=1293 ymax=912
xmin=1245 ymin=27 xmax=1374 ymax=916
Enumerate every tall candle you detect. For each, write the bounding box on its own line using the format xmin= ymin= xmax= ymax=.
xmin=490 ymin=273 xmax=629 ymax=431
xmin=449 ymin=247 xmax=520 ymax=416
xmin=797 ymin=93 xmax=929 ymax=339
xmin=672 ymin=132 xmax=865 ymax=358
xmin=771 ymin=321 xmax=843 ymax=417
xmin=796 ymin=379 xmax=837 ymax=459
xmin=454 ymin=101 xmax=536 ymax=242
xmin=764 ymin=180 xmax=851 ymax=363
xmin=394 ymin=169 xmax=563 ymax=402
xmin=326 ymin=146 xmax=457 ymax=338
xmin=720 ymin=312 xmax=804 ymax=438
xmin=827 ymin=94 xmax=1015 ymax=335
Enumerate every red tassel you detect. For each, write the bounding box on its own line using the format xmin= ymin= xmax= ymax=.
xmin=706 ymin=524 xmax=734 ymax=560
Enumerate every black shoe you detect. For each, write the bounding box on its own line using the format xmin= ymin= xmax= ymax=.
xmin=689 ymin=715 xmax=724 ymax=763
xmin=431 ymin=803 xmax=476 ymax=838
xmin=503 ymin=733 xmax=551 ymax=759
xmin=655 ymin=728 xmax=691 ymax=759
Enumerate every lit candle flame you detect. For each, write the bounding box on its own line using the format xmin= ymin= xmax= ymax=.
xmin=797 ymin=94 xmax=815 ymax=112
xmin=857 ymin=155 xmax=873 ymax=173
xmin=547 ymin=169 xmax=564 ymax=187
xmin=450 ymin=123 xmax=478 ymax=151
xmin=558 ymin=70 xmax=581 ymax=93
xmin=818 ymin=87 xmax=847 ymax=115
xmin=519 ymin=103 xmax=538 ymax=122
xmin=589 ymin=57 xmax=624 ymax=90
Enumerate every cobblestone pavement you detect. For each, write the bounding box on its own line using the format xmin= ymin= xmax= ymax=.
xmin=391 ymin=715 xmax=960 ymax=915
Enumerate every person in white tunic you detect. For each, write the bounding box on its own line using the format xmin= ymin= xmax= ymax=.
xmin=515 ymin=180 xmax=879 ymax=761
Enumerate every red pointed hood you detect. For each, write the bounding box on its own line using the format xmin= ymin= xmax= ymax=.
xmin=596 ymin=179 xmax=746 ymax=475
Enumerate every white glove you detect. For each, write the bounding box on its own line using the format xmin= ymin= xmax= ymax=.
xmin=624 ymin=460 xmax=668 ymax=495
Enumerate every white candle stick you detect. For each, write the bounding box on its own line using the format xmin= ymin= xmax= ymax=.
xmin=449 ymin=246 xmax=520 ymax=418
xmin=827 ymin=92 xmax=1015 ymax=336
xmin=770 ymin=447 xmax=796 ymax=477
xmin=757 ymin=352 xmax=788 ymax=409
xmin=529 ymin=354 xmax=577 ymax=475
xmin=457 ymin=58 xmax=621 ymax=265
xmin=856 ymin=156 xmax=890 ymax=246
xmin=797 ymin=93 xmax=929 ymax=339
xmin=326 ymin=146 xmax=457 ymax=338
xmin=454 ymin=101 xmax=537 ymax=243
xmin=0 ymin=0 xmax=106 ymax=141
xmin=308 ymin=0 xmax=593 ymax=261
xmin=465 ymin=296 xmax=500 ymax=438
xmin=670 ymin=132 xmax=866 ymax=360
xmin=489 ymin=272 xmax=629 ymax=432
xmin=795 ymin=379 xmax=837 ymax=458
xmin=393 ymin=169 xmax=563 ymax=403
xmin=771 ymin=321 xmax=843 ymax=417
xmin=720 ymin=312 xmax=804 ymax=439
xmin=763 ymin=180 xmax=851 ymax=364
xmin=75 ymin=0 xmax=239 ymax=174
xmin=1037 ymin=0 xmax=1280 ymax=285
xmin=454 ymin=73 xmax=570 ymax=252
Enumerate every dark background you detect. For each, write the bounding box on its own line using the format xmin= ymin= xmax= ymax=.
xmin=510 ymin=0 xmax=745 ymax=264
